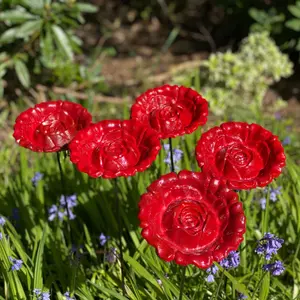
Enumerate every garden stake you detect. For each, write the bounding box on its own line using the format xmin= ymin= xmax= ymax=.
xmin=179 ymin=266 xmax=186 ymax=300
xmin=114 ymin=178 xmax=126 ymax=295
xmin=168 ymin=138 xmax=175 ymax=173
xmin=168 ymin=138 xmax=187 ymax=300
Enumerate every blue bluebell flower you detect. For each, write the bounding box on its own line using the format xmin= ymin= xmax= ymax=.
xmin=48 ymin=205 xmax=66 ymax=222
xmin=263 ymin=260 xmax=285 ymax=276
xmin=220 ymin=251 xmax=240 ymax=269
xmin=270 ymin=186 xmax=282 ymax=202
xmin=259 ymin=197 xmax=266 ymax=210
xmin=9 ymin=256 xmax=23 ymax=271
xmin=237 ymin=292 xmax=248 ymax=299
xmin=163 ymin=144 xmax=183 ymax=170
xmin=255 ymin=233 xmax=284 ymax=261
xmin=99 ymin=233 xmax=109 ymax=246
xmin=31 ymin=172 xmax=43 ymax=186
xmin=0 ymin=216 xmax=5 ymax=226
xmin=60 ymin=194 xmax=77 ymax=209
xmin=12 ymin=208 xmax=19 ymax=221
xmin=64 ymin=291 xmax=75 ymax=300
xmin=205 ymin=265 xmax=218 ymax=282
xmin=105 ymin=247 xmax=117 ymax=263
xmin=48 ymin=194 xmax=77 ymax=222
xmin=282 ymin=137 xmax=291 ymax=146
xmin=274 ymin=112 xmax=281 ymax=120
xmin=33 ymin=289 xmax=51 ymax=300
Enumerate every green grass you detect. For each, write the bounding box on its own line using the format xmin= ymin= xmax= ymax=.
xmin=0 ymin=102 xmax=300 ymax=300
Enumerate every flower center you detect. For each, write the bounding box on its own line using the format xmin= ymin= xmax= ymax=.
xmin=178 ymin=207 xmax=202 ymax=230
xmin=104 ymin=141 xmax=127 ymax=158
xmin=159 ymin=105 xmax=178 ymax=120
xmin=227 ymin=146 xmax=252 ymax=167
xmin=37 ymin=112 xmax=75 ymax=135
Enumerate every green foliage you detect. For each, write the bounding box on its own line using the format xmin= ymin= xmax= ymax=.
xmin=0 ymin=0 xmax=97 ymax=94
xmin=177 ymin=32 xmax=293 ymax=118
xmin=0 ymin=103 xmax=300 ymax=299
xmin=249 ymin=0 xmax=300 ymax=53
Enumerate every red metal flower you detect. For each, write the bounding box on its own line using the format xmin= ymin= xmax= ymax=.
xmin=13 ymin=100 xmax=92 ymax=152
xmin=69 ymin=120 xmax=161 ymax=178
xmin=130 ymin=85 xmax=208 ymax=139
xmin=196 ymin=122 xmax=286 ymax=189
xmin=138 ymin=171 xmax=246 ymax=269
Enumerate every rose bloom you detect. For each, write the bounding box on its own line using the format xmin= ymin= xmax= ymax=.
xmin=138 ymin=170 xmax=246 ymax=268
xmin=13 ymin=100 xmax=92 ymax=152
xmin=130 ymin=84 xmax=208 ymax=139
xmin=69 ymin=120 xmax=161 ymax=178
xmin=196 ymin=122 xmax=286 ymax=189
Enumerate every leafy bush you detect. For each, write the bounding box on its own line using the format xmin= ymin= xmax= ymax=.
xmin=0 ymin=0 xmax=97 ymax=96
xmin=178 ymin=32 xmax=293 ymax=118
xmin=249 ymin=1 xmax=300 ymax=55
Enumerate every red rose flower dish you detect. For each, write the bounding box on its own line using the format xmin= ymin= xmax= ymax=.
xmin=13 ymin=100 xmax=92 ymax=152
xmin=138 ymin=171 xmax=246 ymax=269
xmin=69 ymin=120 xmax=161 ymax=178
xmin=196 ymin=122 xmax=286 ymax=189
xmin=130 ymin=85 xmax=208 ymax=139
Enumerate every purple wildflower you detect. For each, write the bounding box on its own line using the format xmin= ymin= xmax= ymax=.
xmin=48 ymin=194 xmax=77 ymax=222
xmin=206 ymin=265 xmax=218 ymax=282
xmin=60 ymin=194 xmax=77 ymax=209
xmin=64 ymin=291 xmax=75 ymax=300
xmin=33 ymin=289 xmax=51 ymax=300
xmin=237 ymin=292 xmax=248 ymax=299
xmin=163 ymin=144 xmax=183 ymax=170
xmin=220 ymin=251 xmax=240 ymax=269
xmin=259 ymin=198 xmax=266 ymax=210
xmin=31 ymin=172 xmax=43 ymax=186
xmin=264 ymin=186 xmax=282 ymax=203
xmin=0 ymin=216 xmax=5 ymax=226
xmin=105 ymin=247 xmax=117 ymax=263
xmin=282 ymin=137 xmax=291 ymax=146
xmin=99 ymin=233 xmax=109 ymax=246
xmin=0 ymin=232 xmax=3 ymax=240
xmin=263 ymin=260 xmax=285 ymax=276
xmin=255 ymin=233 xmax=284 ymax=261
xmin=9 ymin=256 xmax=23 ymax=271
xmin=274 ymin=112 xmax=281 ymax=120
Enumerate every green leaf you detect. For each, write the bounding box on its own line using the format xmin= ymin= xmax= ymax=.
xmin=288 ymin=5 xmax=300 ymax=18
xmin=286 ymin=19 xmax=300 ymax=31
xmin=249 ymin=8 xmax=268 ymax=24
xmin=89 ymin=282 xmax=128 ymax=300
xmin=0 ymin=28 xmax=18 ymax=44
xmin=33 ymin=227 xmax=47 ymax=290
xmin=51 ymin=24 xmax=74 ymax=60
xmin=15 ymin=60 xmax=31 ymax=88
xmin=259 ymin=272 xmax=270 ymax=300
xmin=215 ymin=263 xmax=250 ymax=297
xmin=16 ymin=20 xmax=43 ymax=39
xmin=76 ymin=3 xmax=98 ymax=13
xmin=0 ymin=9 xmax=37 ymax=23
